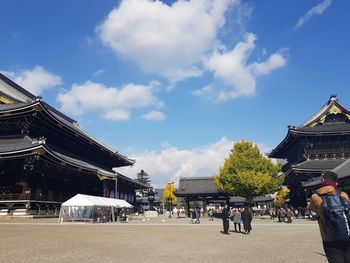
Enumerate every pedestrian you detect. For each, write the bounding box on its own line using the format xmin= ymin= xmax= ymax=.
xmin=190 ymin=208 xmax=196 ymax=224
xmin=195 ymin=207 xmax=201 ymax=224
xmin=310 ymin=171 xmax=350 ymax=263
xmin=233 ymin=208 xmax=242 ymax=233
xmin=285 ymin=208 xmax=293 ymax=223
xmin=276 ymin=208 xmax=281 ymax=222
xmin=222 ymin=203 xmax=230 ymax=234
xmin=294 ymin=208 xmax=299 ymax=219
xmin=280 ymin=208 xmax=286 ymax=223
xmin=241 ymin=207 xmax=253 ymax=234
xmin=208 ymin=208 xmax=214 ymax=221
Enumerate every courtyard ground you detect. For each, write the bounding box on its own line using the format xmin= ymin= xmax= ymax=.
xmin=0 ymin=216 xmax=326 ymax=263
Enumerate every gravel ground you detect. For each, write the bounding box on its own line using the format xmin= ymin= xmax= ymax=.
xmin=0 ymin=216 xmax=326 ymax=263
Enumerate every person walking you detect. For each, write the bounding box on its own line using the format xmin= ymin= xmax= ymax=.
xmin=222 ymin=203 xmax=230 ymax=234
xmin=233 ymin=208 xmax=242 ymax=233
xmin=310 ymin=171 xmax=350 ymax=263
xmin=285 ymin=208 xmax=293 ymax=223
xmin=195 ymin=207 xmax=201 ymax=224
xmin=208 ymin=208 xmax=214 ymax=221
xmin=190 ymin=208 xmax=196 ymax=224
xmin=241 ymin=207 xmax=253 ymax=234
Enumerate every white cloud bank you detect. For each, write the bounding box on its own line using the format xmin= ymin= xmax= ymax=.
xmin=57 ymin=81 xmax=163 ymax=121
xmin=117 ymin=137 xmax=273 ymax=188
xmin=97 ymin=0 xmax=237 ymax=82
xmin=194 ymin=33 xmax=286 ymax=101
xmin=1 ymin=66 xmax=62 ymax=96
xmin=294 ymin=0 xmax=332 ymax=29
xmin=142 ymin=111 xmax=166 ymax=121
xmin=97 ymin=0 xmax=286 ymax=100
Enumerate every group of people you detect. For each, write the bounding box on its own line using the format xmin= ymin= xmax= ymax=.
xmin=269 ymin=207 xmax=293 ymax=223
xmin=222 ymin=204 xmax=253 ymax=235
xmin=189 ymin=207 xmax=201 ymax=224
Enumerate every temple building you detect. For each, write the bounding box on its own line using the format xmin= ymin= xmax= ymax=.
xmin=0 ymin=73 xmax=145 ymax=216
xmin=269 ymin=95 xmax=350 ymax=208
xmin=175 ymin=177 xmax=273 ymax=216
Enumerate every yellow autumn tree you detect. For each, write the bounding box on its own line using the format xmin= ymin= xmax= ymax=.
xmin=162 ymin=182 xmax=177 ymax=206
xmin=275 ymin=187 xmax=290 ymax=207
xmin=214 ymin=141 xmax=283 ymax=204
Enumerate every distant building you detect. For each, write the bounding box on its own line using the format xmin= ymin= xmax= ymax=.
xmin=175 ymin=177 xmax=273 ymax=215
xmin=0 ymin=73 xmax=145 ymax=216
xmin=269 ymin=95 xmax=350 ymax=208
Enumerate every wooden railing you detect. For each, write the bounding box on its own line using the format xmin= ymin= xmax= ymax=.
xmin=0 ymin=193 xmax=47 ymax=201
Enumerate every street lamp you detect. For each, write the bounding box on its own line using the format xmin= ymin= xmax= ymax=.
xmin=148 ymin=188 xmax=155 ymax=211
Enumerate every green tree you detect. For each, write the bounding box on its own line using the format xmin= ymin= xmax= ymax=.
xmin=214 ymin=141 xmax=283 ymax=204
xmin=136 ymin=170 xmax=151 ymax=197
xmin=136 ymin=170 xmax=151 ymax=185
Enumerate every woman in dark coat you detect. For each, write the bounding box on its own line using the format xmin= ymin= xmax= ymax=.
xmin=241 ymin=207 xmax=253 ymax=234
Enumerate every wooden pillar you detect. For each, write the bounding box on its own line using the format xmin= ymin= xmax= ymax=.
xmin=115 ymin=177 xmax=118 ymax=199
xmin=186 ymin=198 xmax=190 ymax=217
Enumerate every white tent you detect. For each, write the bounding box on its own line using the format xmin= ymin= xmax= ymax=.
xmin=59 ymin=194 xmax=132 ymax=223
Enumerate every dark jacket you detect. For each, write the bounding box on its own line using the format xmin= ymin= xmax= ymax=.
xmin=241 ymin=209 xmax=253 ymax=230
xmin=222 ymin=207 xmax=229 ymax=221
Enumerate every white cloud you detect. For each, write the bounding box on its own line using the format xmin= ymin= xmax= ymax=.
xmin=142 ymin=111 xmax=166 ymax=121
xmin=117 ymin=137 xmax=234 ymax=188
xmin=97 ymin=0 xmax=237 ymax=82
xmin=1 ymin=66 xmax=62 ymax=96
xmin=195 ymin=33 xmax=286 ymax=101
xmin=92 ymin=69 xmax=105 ymax=77
xmin=57 ymin=81 xmax=163 ymax=121
xmin=294 ymin=0 xmax=332 ymax=29
xmin=117 ymin=137 xmax=273 ymax=188
xmin=250 ymin=53 xmax=286 ymax=77
xmin=104 ymin=109 xmax=130 ymax=121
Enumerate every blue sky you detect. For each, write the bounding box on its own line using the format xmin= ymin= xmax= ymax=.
xmin=1 ymin=0 xmax=350 ymax=187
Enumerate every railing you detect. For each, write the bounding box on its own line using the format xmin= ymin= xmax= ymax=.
xmin=0 ymin=193 xmax=47 ymax=201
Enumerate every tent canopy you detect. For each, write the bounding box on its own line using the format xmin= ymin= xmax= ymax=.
xmin=61 ymin=194 xmax=133 ymax=208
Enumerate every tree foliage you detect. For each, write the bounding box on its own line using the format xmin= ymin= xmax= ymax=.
xmin=274 ymin=187 xmax=290 ymax=207
xmin=136 ymin=170 xmax=151 ymax=186
xmin=162 ymin=182 xmax=177 ymax=205
xmin=214 ymin=141 xmax=283 ymax=204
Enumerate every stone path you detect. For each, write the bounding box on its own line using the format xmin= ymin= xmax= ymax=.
xmin=0 ymin=216 xmax=326 ymax=263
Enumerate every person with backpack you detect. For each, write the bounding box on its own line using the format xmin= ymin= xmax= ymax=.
xmin=310 ymin=171 xmax=350 ymax=263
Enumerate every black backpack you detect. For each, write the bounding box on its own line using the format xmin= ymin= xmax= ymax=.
xmin=321 ymin=190 xmax=350 ymax=241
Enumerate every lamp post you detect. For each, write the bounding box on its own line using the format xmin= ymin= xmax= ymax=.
xmin=148 ymin=188 xmax=155 ymax=211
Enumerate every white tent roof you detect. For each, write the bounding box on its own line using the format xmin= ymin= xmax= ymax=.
xmin=61 ymin=194 xmax=133 ymax=208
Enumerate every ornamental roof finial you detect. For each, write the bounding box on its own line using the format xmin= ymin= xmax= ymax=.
xmin=330 ymin=94 xmax=337 ymax=101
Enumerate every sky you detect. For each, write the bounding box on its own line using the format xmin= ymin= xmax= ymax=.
xmin=1 ymin=0 xmax=350 ymax=188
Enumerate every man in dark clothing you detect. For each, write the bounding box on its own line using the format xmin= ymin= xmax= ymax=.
xmin=241 ymin=207 xmax=253 ymax=234
xmin=310 ymin=171 xmax=350 ymax=263
xmin=222 ymin=204 xmax=230 ymax=234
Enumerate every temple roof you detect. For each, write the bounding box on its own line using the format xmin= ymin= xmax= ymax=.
xmin=302 ymin=158 xmax=350 ymax=188
xmin=0 ymin=73 xmax=36 ymax=103
xmin=269 ymin=96 xmax=350 ymax=158
xmin=0 ymin=135 xmax=144 ymax=188
xmin=0 ymin=75 xmax=134 ymax=167
xmin=289 ymin=159 xmax=346 ymax=172
xmin=176 ymin=177 xmax=221 ymax=196
xmin=0 ymin=135 xmax=116 ymax=179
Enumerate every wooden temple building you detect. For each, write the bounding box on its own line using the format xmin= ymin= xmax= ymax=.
xmin=269 ymin=95 xmax=350 ymax=209
xmin=0 ymin=73 xmax=145 ymax=216
xmin=175 ymin=177 xmax=273 ymax=216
